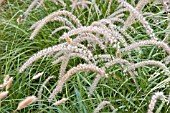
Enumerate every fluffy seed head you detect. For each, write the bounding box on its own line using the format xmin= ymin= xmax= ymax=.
xmin=17 ymin=96 xmax=37 ymax=110
xmin=147 ymin=92 xmax=165 ymax=113
xmin=93 ymin=101 xmax=115 ymax=113
xmin=4 ymin=75 xmax=10 ymax=83
xmin=52 ymin=98 xmax=68 ymax=106
xmin=6 ymin=77 xmax=13 ymax=91
xmin=32 ymin=72 xmax=44 ymax=80
xmin=0 ymin=91 xmax=9 ymax=100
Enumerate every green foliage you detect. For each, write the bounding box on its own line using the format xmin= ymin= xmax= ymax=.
xmin=0 ymin=0 xmax=170 ymax=113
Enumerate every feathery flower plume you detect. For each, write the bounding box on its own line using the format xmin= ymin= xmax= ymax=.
xmin=19 ymin=43 xmax=92 ymax=73
xmin=73 ymin=35 xmax=105 ymax=50
xmin=70 ymin=0 xmax=91 ymax=10
xmin=91 ymin=0 xmax=102 ymax=15
xmin=123 ymin=0 xmax=152 ymax=30
xmin=91 ymin=19 xmax=128 ymax=46
xmin=30 ymin=10 xmax=81 ymax=39
xmin=91 ymin=21 xmax=127 ymax=46
xmin=99 ymin=17 xmax=125 ymax=24
xmin=69 ymin=53 xmax=92 ymax=63
xmin=107 ymin=8 xmax=128 ymax=18
xmin=23 ymin=0 xmax=39 ymax=19
xmin=52 ymin=53 xmax=92 ymax=65
xmin=49 ymin=64 xmax=108 ymax=99
xmin=50 ymin=26 xmax=71 ymax=37
xmin=59 ymin=26 xmax=112 ymax=41
xmin=147 ymin=92 xmax=165 ymax=113
xmin=52 ymin=98 xmax=68 ymax=106
xmin=104 ymin=58 xmax=137 ymax=84
xmin=29 ymin=16 xmax=75 ymax=31
xmin=117 ymin=0 xmax=157 ymax=40
xmin=94 ymin=54 xmax=114 ymax=60
xmin=38 ymin=76 xmax=55 ymax=104
xmin=52 ymin=17 xmax=75 ymax=29
xmin=57 ymin=0 xmax=66 ymax=6
xmin=36 ymin=0 xmax=47 ymax=9
xmin=54 ymin=51 xmax=64 ymax=59
xmin=52 ymin=56 xmax=64 ymax=65
xmin=114 ymin=13 xmax=125 ymax=18
xmin=125 ymin=60 xmax=170 ymax=74
xmin=93 ymin=101 xmax=115 ymax=113
xmin=70 ymin=0 xmax=101 ymax=15
xmin=32 ymin=72 xmax=44 ymax=80
xmin=162 ymin=0 xmax=170 ymax=12
xmin=16 ymin=96 xmax=37 ymax=111
xmin=106 ymin=0 xmax=113 ymax=15
xmin=24 ymin=0 xmax=67 ymax=19
xmin=58 ymin=52 xmax=70 ymax=79
xmin=0 ymin=91 xmax=8 ymax=100
xmin=96 ymin=18 xmax=135 ymax=43
xmin=50 ymin=43 xmax=91 ymax=59
xmin=6 ymin=77 xmax=13 ymax=91
xmin=1 ymin=75 xmax=10 ymax=89
xmin=151 ymin=77 xmax=170 ymax=93
xmin=104 ymin=58 xmax=131 ymax=68
xmin=36 ymin=0 xmax=45 ymax=8
xmin=120 ymin=40 xmax=170 ymax=55
xmin=88 ymin=75 xmax=102 ymax=97
xmin=109 ymin=17 xmax=125 ymax=23
xmin=110 ymin=24 xmax=135 ymax=43
xmin=19 ymin=44 xmax=65 ymax=73
xmin=60 ymin=25 xmax=122 ymax=47
xmin=94 ymin=54 xmax=115 ymax=65
xmin=19 ymin=43 xmax=66 ymax=73
xmin=165 ymin=56 xmax=170 ymax=64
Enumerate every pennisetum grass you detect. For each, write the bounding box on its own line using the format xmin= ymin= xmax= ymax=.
xmin=13 ymin=96 xmax=37 ymax=113
xmin=49 ymin=64 xmax=108 ymax=99
xmin=1 ymin=0 xmax=170 ymax=112
xmin=5 ymin=77 xmax=13 ymax=91
xmin=38 ymin=76 xmax=55 ymax=104
xmin=0 ymin=91 xmax=8 ymax=100
xmin=32 ymin=72 xmax=44 ymax=80
xmin=52 ymin=98 xmax=68 ymax=106
xmin=93 ymin=101 xmax=115 ymax=113
xmin=147 ymin=92 xmax=166 ymax=113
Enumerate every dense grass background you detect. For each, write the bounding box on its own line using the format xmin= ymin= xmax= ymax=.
xmin=0 ymin=0 xmax=170 ymax=113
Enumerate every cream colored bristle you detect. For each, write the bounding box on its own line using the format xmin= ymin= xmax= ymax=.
xmin=52 ymin=98 xmax=68 ymax=106
xmin=0 ymin=91 xmax=9 ymax=100
xmin=32 ymin=72 xmax=44 ymax=80
xmin=4 ymin=75 xmax=10 ymax=83
xmin=6 ymin=77 xmax=13 ymax=91
xmin=17 ymin=96 xmax=37 ymax=110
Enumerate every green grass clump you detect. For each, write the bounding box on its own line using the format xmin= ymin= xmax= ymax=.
xmin=0 ymin=0 xmax=170 ymax=113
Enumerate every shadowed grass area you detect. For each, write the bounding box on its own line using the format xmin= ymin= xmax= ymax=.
xmin=0 ymin=0 xmax=170 ymax=113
